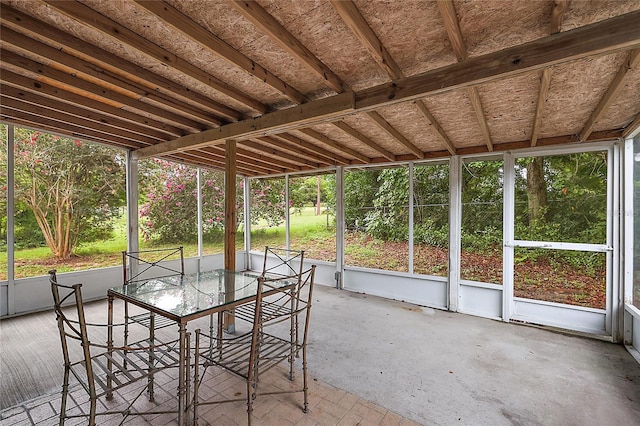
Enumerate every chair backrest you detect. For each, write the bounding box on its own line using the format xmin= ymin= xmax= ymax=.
xmin=122 ymin=246 xmax=184 ymax=285
xmin=49 ymin=270 xmax=96 ymax=387
xmin=262 ymin=246 xmax=305 ymax=279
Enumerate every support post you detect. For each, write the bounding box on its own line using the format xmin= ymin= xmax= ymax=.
xmin=224 ymin=140 xmax=237 ymax=332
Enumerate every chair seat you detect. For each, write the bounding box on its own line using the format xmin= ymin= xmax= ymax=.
xmin=128 ymin=312 xmax=175 ymax=330
xmin=199 ymin=332 xmax=296 ymax=379
xmin=70 ymin=338 xmax=180 ymax=398
xmin=233 ymin=299 xmax=294 ymax=324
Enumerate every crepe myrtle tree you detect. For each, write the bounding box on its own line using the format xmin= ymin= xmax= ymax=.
xmin=7 ymin=128 xmax=125 ymax=259
xmin=139 ymin=160 xmax=287 ymax=243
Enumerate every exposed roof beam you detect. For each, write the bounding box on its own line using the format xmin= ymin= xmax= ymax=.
xmin=332 ymin=121 xmax=396 ymax=161
xmin=330 ymin=0 xmax=402 ymax=80
xmin=133 ymin=91 xmax=355 ymax=159
xmin=243 ymin=139 xmax=321 ymax=168
xmin=202 ymin=145 xmax=284 ymax=175
xmin=438 ymin=0 xmax=493 ymax=151
xmin=1 ymin=27 xmax=225 ymax=127
xmin=550 ymin=0 xmax=572 ymax=35
xmin=135 ymin=1 xmax=306 ymax=105
xmin=623 ymin=114 xmax=640 ymax=138
xmin=356 ymin=9 xmax=640 ymax=110
xmin=44 ymin=0 xmax=268 ymax=115
xmin=579 ymin=48 xmax=640 ymax=142
xmin=366 ymin=111 xmax=424 ymax=159
xmin=256 ymin=136 xmax=334 ymax=166
xmin=229 ymin=0 xmax=344 ymax=93
xmin=297 ymin=128 xmax=369 ymax=163
xmin=135 ymin=10 xmax=640 ymax=160
xmin=272 ymin=133 xmax=351 ymax=165
xmin=0 ymin=4 xmax=242 ymax=122
xmin=0 ymin=68 xmax=183 ymax=137
xmin=1 ymin=49 xmax=206 ymax=132
xmin=414 ymin=101 xmax=457 ymax=155
xmin=531 ymin=69 xmax=552 ymax=147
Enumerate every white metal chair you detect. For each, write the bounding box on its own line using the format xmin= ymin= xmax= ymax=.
xmin=193 ymin=265 xmax=317 ymax=426
xmin=122 ymin=247 xmax=184 ymax=345
xmin=49 ymin=270 xmax=181 ymax=425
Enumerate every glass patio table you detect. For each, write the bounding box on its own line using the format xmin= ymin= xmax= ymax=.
xmin=107 ymin=269 xmax=296 ymax=425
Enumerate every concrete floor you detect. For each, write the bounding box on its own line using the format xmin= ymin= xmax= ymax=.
xmin=2 ymin=283 xmax=640 ymax=425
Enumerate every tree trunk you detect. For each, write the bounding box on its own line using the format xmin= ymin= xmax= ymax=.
xmin=526 ymin=157 xmax=547 ymax=226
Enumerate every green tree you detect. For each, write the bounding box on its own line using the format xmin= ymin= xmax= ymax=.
xmin=9 ymin=128 xmax=125 ymax=259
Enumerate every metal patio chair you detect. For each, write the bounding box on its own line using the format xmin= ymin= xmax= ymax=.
xmin=193 ymin=265 xmax=317 ymax=426
xmin=49 ymin=270 xmax=181 ymax=425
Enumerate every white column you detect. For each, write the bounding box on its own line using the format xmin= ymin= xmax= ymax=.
xmin=335 ymin=166 xmax=345 ymax=289
xmin=125 ymin=152 xmax=139 ymax=279
xmin=502 ymin=152 xmax=515 ymax=322
xmin=6 ymin=125 xmax=15 ymax=315
xmin=448 ymin=155 xmax=461 ymax=312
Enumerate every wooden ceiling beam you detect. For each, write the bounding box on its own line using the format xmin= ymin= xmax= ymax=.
xmin=330 ymin=0 xmax=402 ymax=80
xmin=623 ymin=114 xmax=640 ymax=138
xmin=0 ymin=94 xmax=162 ymax=146
xmin=229 ymin=0 xmax=344 ymax=93
xmin=357 ymin=10 xmax=640 ymax=110
xmin=256 ymin=135 xmax=334 ymax=166
xmin=136 ymin=1 xmax=306 ymax=105
xmin=297 ymin=128 xmax=369 ymax=163
xmin=438 ymin=0 xmax=493 ymax=151
xmin=44 ymin=0 xmax=268 ymax=115
xmin=1 ymin=27 xmax=225 ymax=127
xmin=243 ymin=139 xmax=322 ymax=168
xmin=366 ymin=111 xmax=424 ymax=159
xmin=0 ymin=5 xmax=242 ymax=122
xmin=550 ymin=0 xmax=572 ymax=35
xmin=201 ymin=146 xmax=282 ymax=175
xmin=579 ymin=48 xmax=640 ymax=142
xmin=236 ymin=145 xmax=306 ymax=172
xmin=0 ymin=68 xmax=183 ymax=137
xmin=332 ymin=0 xmax=455 ymax=156
xmin=272 ymin=133 xmax=351 ymax=165
xmin=332 ymin=121 xmax=396 ymax=161
xmin=1 ymin=49 xmax=206 ymax=132
xmin=133 ymin=91 xmax=355 ymax=159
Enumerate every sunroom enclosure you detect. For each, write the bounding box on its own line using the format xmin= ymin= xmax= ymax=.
xmin=2 ymin=124 xmax=640 ymax=361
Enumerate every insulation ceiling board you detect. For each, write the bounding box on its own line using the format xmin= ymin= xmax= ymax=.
xmin=340 ymin=111 xmax=412 ymax=156
xmin=308 ymin=121 xmax=380 ymax=159
xmin=540 ymin=52 xmax=628 ymax=139
xmin=561 ymin=0 xmax=640 ymax=32
xmin=372 ymin=102 xmax=445 ymax=153
xmin=475 ymin=72 xmax=540 ymax=144
xmin=592 ymin=64 xmax=640 ymax=132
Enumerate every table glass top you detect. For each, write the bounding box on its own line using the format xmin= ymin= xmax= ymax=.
xmin=108 ymin=269 xmax=294 ymax=318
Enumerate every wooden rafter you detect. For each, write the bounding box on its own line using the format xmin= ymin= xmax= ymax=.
xmin=331 ymin=0 xmax=453 ymax=156
xmin=131 ymin=9 xmax=640 ymax=161
xmin=44 ymin=0 xmax=268 ymax=115
xmin=135 ymin=1 xmax=306 ymax=105
xmin=331 ymin=121 xmax=396 ymax=161
xmin=297 ymin=128 xmax=369 ymax=163
xmin=438 ymin=0 xmax=493 ymax=151
xmin=271 ymin=133 xmax=351 ymax=165
xmin=366 ymin=111 xmax=425 ymax=159
xmin=1 ymin=49 xmax=206 ymax=132
xmin=256 ymin=136 xmax=334 ymax=166
xmin=229 ymin=0 xmax=344 ymax=93
xmin=579 ymin=49 xmax=640 ymax=142
xmin=0 ymin=68 xmax=184 ymax=137
xmin=243 ymin=139 xmax=321 ymax=168
xmin=623 ymin=114 xmax=640 ymax=138
xmin=1 ymin=27 xmax=225 ymax=127
xmin=0 ymin=4 xmax=243 ymax=122
xmin=532 ymin=1 xmax=571 ymax=147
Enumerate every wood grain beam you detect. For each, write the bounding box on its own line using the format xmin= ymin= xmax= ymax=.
xmin=1 ymin=27 xmax=225 ymax=127
xmin=623 ymin=114 xmax=640 ymax=138
xmin=330 ymin=0 xmax=402 ymax=80
xmin=256 ymin=135 xmax=334 ymax=166
xmin=272 ymin=133 xmax=351 ymax=165
xmin=550 ymin=1 xmax=572 ymax=34
xmin=133 ymin=91 xmax=355 ymax=159
xmin=229 ymin=0 xmax=344 ymax=93
xmin=332 ymin=121 xmax=396 ymax=161
xmin=438 ymin=0 xmax=493 ymax=151
xmin=366 ymin=111 xmax=424 ymax=159
xmin=531 ymin=68 xmax=552 ymax=147
xmin=243 ymin=139 xmax=321 ymax=168
xmin=1 ymin=49 xmax=206 ymax=132
xmin=224 ymin=140 xmax=237 ymax=272
xmin=579 ymin=48 xmax=640 ymax=142
xmin=297 ymin=128 xmax=369 ymax=163
xmin=356 ymin=10 xmax=640 ymax=110
xmin=135 ymin=1 xmax=306 ymax=105
xmin=44 ymin=0 xmax=268 ymax=115
xmin=0 ymin=68 xmax=184 ymax=137
xmin=414 ymin=101 xmax=457 ymax=155
xmin=0 ymin=4 xmax=243 ymax=122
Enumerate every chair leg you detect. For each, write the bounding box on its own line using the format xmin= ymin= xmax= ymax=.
xmin=246 ymin=379 xmax=254 ymax=426
xmin=302 ymin=344 xmax=309 ymax=413
xmin=59 ymin=366 xmax=70 ymax=425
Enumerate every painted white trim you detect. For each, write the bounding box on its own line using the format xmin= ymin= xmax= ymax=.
xmin=609 ymin=143 xmax=620 ymax=340
xmin=449 ymin=155 xmax=461 ymax=312
xmin=6 ymin=125 xmax=15 ymax=315
xmin=197 ymin=168 xmax=203 ymax=263
xmin=511 ymin=240 xmax=610 ymax=252
xmin=408 ymin=162 xmax=414 ymax=274
xmin=502 ymin=153 xmax=515 ymax=322
xmin=335 ymin=166 xmax=345 ymax=289
xmin=125 ymin=153 xmax=139 ymax=279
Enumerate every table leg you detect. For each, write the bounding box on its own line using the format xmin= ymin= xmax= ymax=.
xmin=107 ymin=295 xmax=114 ymax=400
xmin=177 ymin=323 xmax=186 ymax=426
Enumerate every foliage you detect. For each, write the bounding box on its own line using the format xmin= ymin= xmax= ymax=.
xmin=3 ymin=128 xmax=125 ymax=259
